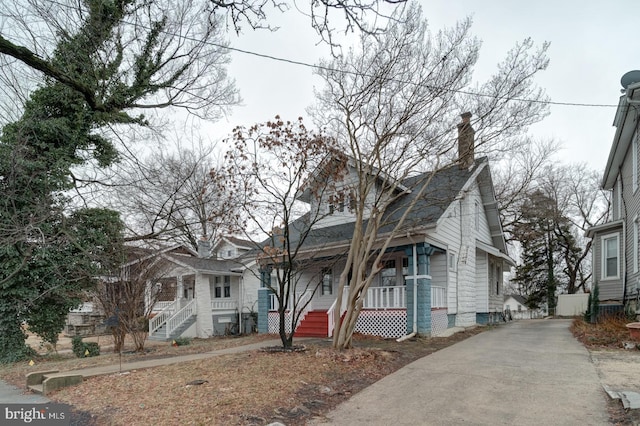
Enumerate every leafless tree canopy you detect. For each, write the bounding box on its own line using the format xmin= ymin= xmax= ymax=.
xmin=99 ymin=141 xmax=241 ymax=248
xmin=0 ymin=0 xmax=239 ymax=124
xmin=310 ymin=2 xmax=550 ymax=348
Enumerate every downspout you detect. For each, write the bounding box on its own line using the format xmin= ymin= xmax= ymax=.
xmin=397 ymin=233 xmax=419 ymax=342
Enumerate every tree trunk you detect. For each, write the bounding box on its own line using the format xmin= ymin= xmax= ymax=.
xmin=0 ymin=306 xmax=32 ymax=363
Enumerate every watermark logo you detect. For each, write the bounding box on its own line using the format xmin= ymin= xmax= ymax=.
xmin=1 ymin=404 xmax=69 ymax=425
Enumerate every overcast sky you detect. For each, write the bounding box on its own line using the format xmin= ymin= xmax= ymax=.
xmin=206 ymin=0 xmax=640 ymax=172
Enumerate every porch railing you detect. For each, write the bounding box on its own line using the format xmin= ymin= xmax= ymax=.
xmin=431 ymin=286 xmax=447 ymax=308
xmin=362 ymin=286 xmax=406 ymax=309
xmin=152 ymin=301 xmax=174 ymax=313
xmin=211 ymin=299 xmax=238 ymax=311
xmin=165 ymin=299 xmax=196 ymax=338
xmin=149 ymin=300 xmax=178 ymax=336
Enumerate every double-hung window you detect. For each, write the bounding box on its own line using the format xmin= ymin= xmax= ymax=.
xmin=602 ymin=234 xmax=619 ymax=279
xmin=321 ymin=268 xmax=333 ymax=295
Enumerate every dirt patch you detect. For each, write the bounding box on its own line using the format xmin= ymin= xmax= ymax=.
xmin=1 ymin=329 xmax=483 ymax=425
xmin=571 ymin=317 xmax=640 ymax=425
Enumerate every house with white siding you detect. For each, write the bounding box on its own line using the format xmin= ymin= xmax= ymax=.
xmin=141 ymin=242 xmax=260 ymax=340
xmin=256 ymin=113 xmax=516 ymax=338
xmin=586 ymin=71 xmax=640 ymax=316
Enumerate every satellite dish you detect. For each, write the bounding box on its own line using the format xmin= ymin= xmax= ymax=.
xmin=621 ymin=70 xmax=640 ymax=89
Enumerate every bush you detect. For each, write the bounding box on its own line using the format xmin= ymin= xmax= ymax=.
xmin=71 ymin=336 xmax=100 ymax=358
xmin=173 ymin=337 xmax=191 ymax=346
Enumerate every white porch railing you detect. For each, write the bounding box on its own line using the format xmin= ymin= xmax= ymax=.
xmin=211 ymin=299 xmax=238 ymax=310
xmin=362 ymin=286 xmax=406 ymax=309
xmin=152 ymin=301 xmax=174 ymax=313
xmin=431 ymin=286 xmax=447 ymax=308
xmin=149 ymin=300 xmax=178 ymax=335
xmin=327 ymin=286 xmax=349 ymax=337
xmin=165 ymin=299 xmax=196 ymax=339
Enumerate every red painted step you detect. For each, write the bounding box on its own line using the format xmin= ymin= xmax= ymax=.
xmin=294 ymin=310 xmax=329 ymax=337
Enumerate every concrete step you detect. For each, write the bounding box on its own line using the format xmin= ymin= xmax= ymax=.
xmin=27 ymin=384 xmax=44 ymax=395
xmin=26 ymin=371 xmax=83 ymax=396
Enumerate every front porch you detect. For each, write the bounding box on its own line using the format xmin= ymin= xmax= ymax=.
xmin=263 ymin=285 xmax=448 ymax=339
xmin=147 ymin=269 xmax=244 ymax=341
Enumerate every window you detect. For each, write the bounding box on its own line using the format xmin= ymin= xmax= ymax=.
xmin=214 ymin=276 xmax=222 ymax=298
xmin=214 ymin=276 xmax=231 ymax=298
xmin=448 ymin=253 xmax=457 ymax=272
xmin=321 ymin=268 xmax=333 ymax=295
xmin=602 ymin=234 xmax=619 ymax=279
xmin=224 ymin=275 xmax=231 ymax=298
xmin=402 ymin=257 xmax=409 ymax=277
xmin=381 ymin=259 xmax=397 ymax=287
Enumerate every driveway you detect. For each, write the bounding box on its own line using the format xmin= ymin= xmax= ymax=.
xmin=312 ymin=319 xmax=610 ymax=425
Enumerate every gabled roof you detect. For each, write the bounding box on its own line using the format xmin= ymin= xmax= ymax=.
xmin=163 ymin=252 xmax=243 ymax=275
xmin=505 ymin=294 xmax=527 ymax=305
xmin=213 ymin=236 xmax=254 ymax=251
xmin=296 ymin=155 xmax=409 ymax=203
xmin=285 ymin=157 xmax=492 ymax=252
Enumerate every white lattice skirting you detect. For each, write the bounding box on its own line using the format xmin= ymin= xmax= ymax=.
xmin=354 ymin=309 xmax=407 ymax=338
xmin=268 ymin=311 xmax=293 ymax=334
xmin=431 ymin=308 xmax=449 ymax=336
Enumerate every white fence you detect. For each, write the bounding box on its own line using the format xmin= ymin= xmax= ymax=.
xmin=556 ymin=293 xmax=589 ymax=316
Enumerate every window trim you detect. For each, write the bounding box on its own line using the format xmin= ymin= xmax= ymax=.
xmin=448 ymin=252 xmax=457 ymax=272
xmin=601 ymin=233 xmax=620 ymax=280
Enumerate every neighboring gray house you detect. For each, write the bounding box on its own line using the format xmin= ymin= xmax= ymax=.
xmin=586 ymin=71 xmax=640 ymax=315
xmin=257 ymin=113 xmax=516 ymax=339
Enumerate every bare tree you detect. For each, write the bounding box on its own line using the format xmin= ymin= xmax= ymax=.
xmin=492 ymin=139 xmax=559 ymax=242
xmin=223 ymin=116 xmax=347 ymax=348
xmin=540 ymin=163 xmax=610 ymax=294
xmin=311 ymin=2 xmax=550 ymax=349
xmin=96 ymin=249 xmax=173 ymax=353
xmin=103 ymin=141 xmax=240 ymax=249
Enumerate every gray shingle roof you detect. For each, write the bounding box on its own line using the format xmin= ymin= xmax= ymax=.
xmin=284 ymin=158 xmax=484 ymax=250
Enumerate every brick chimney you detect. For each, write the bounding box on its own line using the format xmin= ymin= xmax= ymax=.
xmin=457 ymin=111 xmax=475 ymax=169
xmin=197 ymin=238 xmax=212 ymax=259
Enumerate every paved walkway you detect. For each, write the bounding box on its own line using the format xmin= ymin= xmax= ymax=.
xmin=311 ymin=319 xmax=610 ymax=425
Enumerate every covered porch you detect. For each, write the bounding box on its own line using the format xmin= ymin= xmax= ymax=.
xmin=259 ymin=242 xmax=449 ymax=339
xmin=148 ymin=264 xmax=244 ymax=340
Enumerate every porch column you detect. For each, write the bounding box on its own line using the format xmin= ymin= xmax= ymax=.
xmin=176 ymin=275 xmax=184 ymax=308
xmin=257 ymin=266 xmax=272 ymax=334
xmin=405 ymin=243 xmax=434 ymax=336
xmin=194 ymin=272 xmax=213 ymax=337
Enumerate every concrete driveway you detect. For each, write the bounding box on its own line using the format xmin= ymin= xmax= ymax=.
xmin=312 ymin=319 xmax=609 ymax=425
